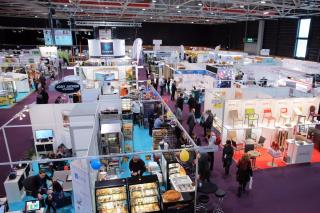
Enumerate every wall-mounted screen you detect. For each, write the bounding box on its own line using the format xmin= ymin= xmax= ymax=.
xmin=100 ymin=41 xmax=114 ymax=55
xmin=43 ymin=29 xmax=73 ymax=46
xmin=35 ymin=129 xmax=54 ymax=140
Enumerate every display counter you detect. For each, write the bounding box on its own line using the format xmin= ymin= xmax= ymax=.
xmin=287 ymin=139 xmax=313 ymax=164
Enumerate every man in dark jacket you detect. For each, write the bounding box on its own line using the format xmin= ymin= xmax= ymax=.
xmin=129 ymin=155 xmax=146 ymax=177
xmin=176 ymin=93 xmax=184 ymax=111
xmin=40 ymin=88 xmax=49 ymax=104
xmin=222 ymin=140 xmax=234 ymax=175
xmin=187 ymin=108 xmax=196 ymax=136
xmin=171 ymin=81 xmax=177 ymax=101
xmin=187 ymin=95 xmax=196 ymax=112
xmin=204 ymin=110 xmax=214 ymax=136
xmin=23 ymin=170 xmax=52 ymax=199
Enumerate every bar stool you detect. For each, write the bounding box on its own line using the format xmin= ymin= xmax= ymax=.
xmin=214 ymin=189 xmax=226 ymax=213
xmin=196 ymin=195 xmax=209 ymax=213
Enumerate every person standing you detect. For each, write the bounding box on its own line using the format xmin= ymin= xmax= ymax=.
xmin=174 ymin=104 xmax=183 ymax=123
xmin=187 ymin=94 xmax=196 ymax=112
xmin=132 ymin=100 xmax=141 ymax=126
xmin=236 ymin=154 xmax=253 ymax=197
xmin=187 ymin=108 xmax=196 ymax=136
xmin=129 ymin=155 xmax=146 ymax=177
xmin=204 ymin=110 xmax=214 ymax=136
xmin=41 ymin=88 xmax=49 ymax=104
xmin=36 ymin=90 xmax=44 ymax=104
xmin=176 ymin=93 xmax=184 ymax=111
xmin=205 ymin=133 xmax=218 ymax=171
xmin=198 ymin=152 xmax=210 ymax=182
xmin=155 ymin=76 xmax=159 ymax=92
xmin=171 ymin=81 xmax=177 ymax=101
xmin=159 ymin=77 xmax=165 ymax=96
xmin=166 ymin=78 xmax=171 ymax=95
xmin=222 ymin=140 xmax=234 ymax=176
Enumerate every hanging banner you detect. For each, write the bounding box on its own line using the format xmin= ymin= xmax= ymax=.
xmin=70 ymin=160 xmax=93 ymax=213
xmin=55 ymin=81 xmax=81 ymax=93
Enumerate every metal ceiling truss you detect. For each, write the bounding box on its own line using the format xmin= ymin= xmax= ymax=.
xmin=0 ymin=0 xmax=319 ymax=24
xmin=70 ymin=20 xmax=142 ymax=27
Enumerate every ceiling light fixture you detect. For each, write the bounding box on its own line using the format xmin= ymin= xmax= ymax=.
xmin=263 ymin=11 xmax=269 ymax=14
xmin=152 ymin=0 xmax=156 ymax=2
xmin=210 ymin=12 xmax=213 ymax=14
xmin=261 ymin=1 xmax=266 ymax=3
xmin=64 ymin=4 xmax=68 ymax=7
xmin=177 ymin=10 xmax=181 ymax=13
xmin=191 ymin=22 xmax=194 ymax=23
xmin=35 ymin=16 xmax=38 ymax=18
xmin=144 ymin=19 xmax=146 ymax=21
xmin=105 ymin=6 xmax=108 ymax=9
xmin=206 ymin=19 xmax=209 ymax=21
xmin=150 ymin=16 xmax=153 ymax=19
xmin=198 ymin=3 xmax=203 ymax=6
xmin=142 ymin=8 xmax=146 ymax=11
xmin=176 ymin=5 xmax=180 ymax=8
xmin=240 ymin=5 xmax=244 ymax=8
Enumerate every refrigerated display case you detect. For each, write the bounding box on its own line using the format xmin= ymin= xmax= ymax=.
xmin=128 ymin=175 xmax=161 ymax=213
xmin=95 ymin=178 xmax=129 ymax=213
xmin=161 ymin=153 xmax=186 ymax=190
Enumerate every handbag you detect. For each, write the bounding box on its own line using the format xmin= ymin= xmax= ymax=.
xmin=248 ymin=176 xmax=253 ymax=190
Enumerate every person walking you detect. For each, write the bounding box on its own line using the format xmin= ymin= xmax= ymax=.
xmin=204 ymin=110 xmax=214 ymax=136
xmin=187 ymin=108 xmax=196 ymax=136
xmin=171 ymin=80 xmax=177 ymax=101
xmin=205 ymin=133 xmax=218 ymax=171
xmin=187 ymin=94 xmax=196 ymax=112
xmin=166 ymin=78 xmax=171 ymax=95
xmin=174 ymin=104 xmax=183 ymax=123
xmin=236 ymin=154 xmax=253 ymax=197
xmin=222 ymin=140 xmax=234 ymax=175
xmin=132 ymin=100 xmax=141 ymax=126
xmin=159 ymin=77 xmax=166 ymax=96
xmin=176 ymin=93 xmax=184 ymax=111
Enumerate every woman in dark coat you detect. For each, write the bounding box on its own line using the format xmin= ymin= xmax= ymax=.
xmin=236 ymin=154 xmax=253 ymax=197
xmin=222 ymin=140 xmax=234 ymax=175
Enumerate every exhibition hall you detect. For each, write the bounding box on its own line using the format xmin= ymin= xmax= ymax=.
xmin=0 ymin=0 xmax=320 ymax=213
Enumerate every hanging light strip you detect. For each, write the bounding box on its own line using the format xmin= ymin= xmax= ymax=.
xmin=70 ymin=21 xmax=142 ymax=27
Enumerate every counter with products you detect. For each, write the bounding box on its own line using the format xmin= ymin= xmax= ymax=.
xmin=127 ymin=175 xmax=161 ymax=213
xmin=95 ymin=178 xmax=128 ymax=213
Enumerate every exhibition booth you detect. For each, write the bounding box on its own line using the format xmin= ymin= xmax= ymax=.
xmin=204 ymin=83 xmax=320 ymax=169
xmin=1 ymin=80 xmax=207 ymax=213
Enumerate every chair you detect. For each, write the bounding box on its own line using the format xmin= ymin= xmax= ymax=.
xmin=228 ymin=130 xmax=244 ymax=153
xmin=256 ymin=136 xmax=266 ymax=148
xmin=244 ymin=108 xmax=259 ymax=127
xmin=229 ymin=109 xmax=243 ymax=127
xmin=262 ymin=108 xmax=276 ymax=126
xmin=214 ymin=189 xmax=226 ymax=213
xmin=279 ymin=107 xmax=291 ymax=124
xmin=293 ymin=107 xmax=306 ymax=124
xmin=308 ymin=105 xmax=320 ymax=123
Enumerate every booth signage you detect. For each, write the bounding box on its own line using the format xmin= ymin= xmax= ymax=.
xmin=55 ymin=81 xmax=80 ymax=93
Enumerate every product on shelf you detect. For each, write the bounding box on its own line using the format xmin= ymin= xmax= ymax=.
xmin=95 ymin=179 xmax=128 ymax=213
xmin=128 ymin=175 xmax=161 ymax=213
xmin=170 ymin=175 xmax=195 ymax=193
xmin=163 ymin=190 xmax=181 ymax=202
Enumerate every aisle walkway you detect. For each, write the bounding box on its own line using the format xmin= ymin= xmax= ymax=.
xmin=138 ymin=66 xmax=320 ymax=213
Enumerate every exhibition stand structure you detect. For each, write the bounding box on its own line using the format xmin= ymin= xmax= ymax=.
xmin=1 ymin=79 xmax=208 ymax=213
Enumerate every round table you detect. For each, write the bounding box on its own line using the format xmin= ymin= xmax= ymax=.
xmin=247 ymin=150 xmax=261 ymax=169
xmin=197 ymin=182 xmax=218 ymax=194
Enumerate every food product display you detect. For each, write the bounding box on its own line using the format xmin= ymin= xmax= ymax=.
xmin=128 ymin=176 xmax=161 ymax=213
xmin=131 ymin=203 xmax=160 ymax=213
xmin=121 ymin=98 xmax=131 ymax=113
xmin=96 ymin=183 xmax=128 ymax=213
xmin=163 ymin=190 xmax=181 ymax=202
xmin=170 ymin=175 xmax=195 ymax=192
